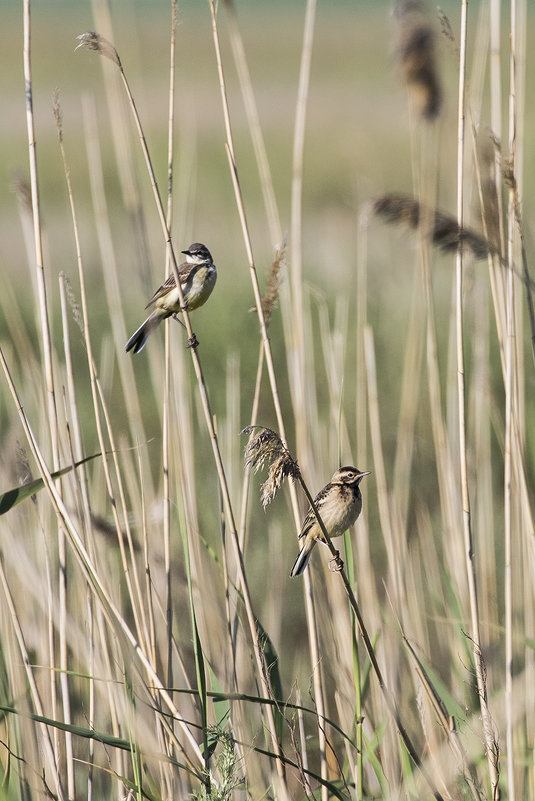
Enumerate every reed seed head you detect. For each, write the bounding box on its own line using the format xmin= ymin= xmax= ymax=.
xmin=76 ymin=32 xmax=121 ymax=67
xmin=372 ymin=192 xmax=493 ymax=260
xmin=242 ymin=426 xmax=300 ymax=508
xmin=60 ymin=272 xmax=83 ymax=332
xmin=259 ymin=242 xmax=286 ymax=327
xmin=394 ymin=0 xmax=442 ymax=121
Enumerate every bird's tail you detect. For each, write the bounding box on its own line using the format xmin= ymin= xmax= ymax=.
xmin=290 ymin=538 xmax=316 ymax=577
xmin=125 ymin=310 xmax=165 ymax=354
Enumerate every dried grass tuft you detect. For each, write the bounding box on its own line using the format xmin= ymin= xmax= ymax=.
xmin=258 ymin=242 xmax=286 ymax=326
xmin=242 ymin=426 xmax=300 ymax=507
xmin=60 ymin=272 xmax=83 ymax=333
xmin=75 ymin=31 xmax=121 ymax=67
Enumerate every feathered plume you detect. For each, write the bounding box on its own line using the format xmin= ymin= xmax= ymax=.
xmin=372 ymin=192 xmax=493 ymax=260
xmin=75 ymin=31 xmax=121 ymax=67
xmin=242 ymin=426 xmax=300 ymax=508
xmin=394 ymin=0 xmax=442 ymax=121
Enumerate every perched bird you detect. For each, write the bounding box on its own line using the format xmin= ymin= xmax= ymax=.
xmin=290 ymin=466 xmax=370 ymax=577
xmin=125 ymin=243 xmax=217 ymax=354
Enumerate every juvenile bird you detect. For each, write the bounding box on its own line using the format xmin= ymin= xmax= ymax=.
xmin=290 ymin=466 xmax=370 ymax=577
xmin=125 ymin=242 xmax=216 ymax=354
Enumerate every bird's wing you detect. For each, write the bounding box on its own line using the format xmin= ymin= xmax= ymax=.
xmin=298 ymin=484 xmax=331 ymax=540
xmin=145 ymin=262 xmax=195 ymax=308
xmin=298 ymin=507 xmax=316 ymax=540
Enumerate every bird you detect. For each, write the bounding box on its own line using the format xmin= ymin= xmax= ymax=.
xmin=125 ymin=242 xmax=217 ymax=354
xmin=290 ymin=466 xmax=371 ymax=577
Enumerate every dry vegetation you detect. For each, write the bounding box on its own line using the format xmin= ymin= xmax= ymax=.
xmin=0 ymin=1 xmax=533 ymax=800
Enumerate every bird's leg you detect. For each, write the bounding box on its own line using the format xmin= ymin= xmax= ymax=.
xmin=172 ymin=314 xmax=198 ymax=349
xmin=171 ymin=314 xmax=187 ymax=330
xmin=328 ymin=551 xmax=344 ymax=573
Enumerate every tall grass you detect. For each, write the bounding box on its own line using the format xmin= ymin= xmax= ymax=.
xmin=0 ymin=1 xmax=533 ymax=800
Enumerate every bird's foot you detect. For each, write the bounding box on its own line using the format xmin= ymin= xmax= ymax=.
xmin=171 ymin=314 xmax=198 ymax=348
xmin=328 ymin=551 xmax=344 ymax=573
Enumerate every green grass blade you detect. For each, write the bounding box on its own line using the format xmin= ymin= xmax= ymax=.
xmin=0 ymin=452 xmax=101 ymax=514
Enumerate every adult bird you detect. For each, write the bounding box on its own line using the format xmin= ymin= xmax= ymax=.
xmin=290 ymin=466 xmax=370 ymax=577
xmin=125 ymin=242 xmax=216 ymax=354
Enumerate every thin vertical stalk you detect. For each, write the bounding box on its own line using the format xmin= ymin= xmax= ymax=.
xmin=288 ymin=4 xmax=328 ymax=797
xmin=23 ymin=1 xmax=68 ymax=791
xmin=290 ymin=0 xmax=316 ymax=461
xmin=505 ymin=1 xmax=518 ymax=797
xmin=82 ymin=96 xmax=149 ymax=464
xmin=163 ymin=0 xmax=178 ymax=699
xmin=55 ymin=96 xmax=100 ymax=799
xmin=223 ymin=0 xmax=283 ymax=247
xmin=22 ymin=3 xmax=58 ymax=462
xmin=456 ymin=4 xmax=500 ymax=798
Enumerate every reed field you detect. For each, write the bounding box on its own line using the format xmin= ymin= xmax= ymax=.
xmin=0 ymin=0 xmax=534 ymax=799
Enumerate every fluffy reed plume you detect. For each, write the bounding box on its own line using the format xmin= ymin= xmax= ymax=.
xmin=242 ymin=426 xmax=300 ymax=507
xmin=75 ymin=31 xmax=121 ymax=67
xmin=60 ymin=272 xmax=83 ymax=332
xmin=394 ymin=0 xmax=442 ymax=121
xmin=372 ymin=192 xmax=493 ymax=260
xmin=258 ymin=242 xmax=286 ymax=326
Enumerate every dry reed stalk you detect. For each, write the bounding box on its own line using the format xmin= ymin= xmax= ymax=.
xmin=163 ymin=0 xmax=178 ymax=699
xmin=455 ymin=4 xmax=500 ymax=798
xmin=23 ymin=2 xmax=70 ymax=788
xmin=90 ymin=0 xmax=153 ymax=288
xmin=354 ymin=212 xmax=371 ymax=800
xmin=222 ymin=0 xmax=283 ymax=246
xmin=22 ymin=0 xmax=59 ymax=468
xmin=314 ymin=292 xmax=352 ymax=458
xmin=504 ymin=1 xmax=525 ymax=796
xmin=392 ymin=267 xmax=424 ymax=535
xmin=289 ymin=0 xmax=316 ymax=469
xmin=82 ymin=96 xmax=151 ymax=468
xmin=223 ymin=0 xmax=288 ymax=667
xmin=363 ymin=327 xmax=407 ymax=611
xmin=56 ymin=135 xmax=101 ymax=799
xmin=470 ymin=276 xmax=498 ymax=653
xmin=238 ymin=244 xmax=285 ymax=559
xmin=58 ymin=273 xmax=91 ymax=798
xmin=286 ymin=2 xmax=331 ymax=796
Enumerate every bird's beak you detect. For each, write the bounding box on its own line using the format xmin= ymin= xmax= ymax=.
xmin=358 ymin=471 xmax=371 ymax=478
xmin=181 ymin=250 xmax=189 ymax=255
